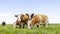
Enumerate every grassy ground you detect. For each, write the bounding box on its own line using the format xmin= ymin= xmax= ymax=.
xmin=0 ymin=24 xmax=60 ymax=34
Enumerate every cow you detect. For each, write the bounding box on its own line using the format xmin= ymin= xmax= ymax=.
xmin=27 ymin=14 xmax=48 ymax=29
xmin=13 ymin=13 xmax=29 ymax=28
xmin=21 ymin=13 xmax=29 ymax=28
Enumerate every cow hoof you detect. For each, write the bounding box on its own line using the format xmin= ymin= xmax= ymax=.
xmin=19 ymin=26 xmax=21 ymax=28
xmin=28 ymin=27 xmax=32 ymax=29
xmin=13 ymin=26 xmax=16 ymax=28
xmin=22 ymin=27 xmax=24 ymax=28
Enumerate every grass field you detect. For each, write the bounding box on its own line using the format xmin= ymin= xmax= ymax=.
xmin=0 ymin=24 xmax=60 ymax=34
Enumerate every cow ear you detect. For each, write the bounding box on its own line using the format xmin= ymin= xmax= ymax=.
xmin=31 ymin=13 xmax=34 ymax=18
xmin=15 ymin=15 xmax=18 ymax=17
xmin=26 ymin=13 xmax=29 ymax=18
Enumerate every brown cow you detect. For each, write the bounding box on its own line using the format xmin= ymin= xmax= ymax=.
xmin=21 ymin=14 xmax=29 ymax=28
xmin=13 ymin=14 xmax=29 ymax=28
xmin=28 ymin=14 xmax=48 ymax=29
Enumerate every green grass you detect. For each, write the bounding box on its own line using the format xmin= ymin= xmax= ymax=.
xmin=0 ymin=24 xmax=60 ymax=34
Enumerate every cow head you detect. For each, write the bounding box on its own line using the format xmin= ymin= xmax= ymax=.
xmin=15 ymin=14 xmax=22 ymax=21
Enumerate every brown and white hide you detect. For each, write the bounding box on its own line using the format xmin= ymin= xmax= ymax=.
xmin=28 ymin=14 xmax=48 ymax=29
xmin=20 ymin=14 xmax=29 ymax=28
xmin=13 ymin=14 xmax=29 ymax=28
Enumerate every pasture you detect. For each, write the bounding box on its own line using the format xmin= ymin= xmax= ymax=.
xmin=0 ymin=24 xmax=60 ymax=34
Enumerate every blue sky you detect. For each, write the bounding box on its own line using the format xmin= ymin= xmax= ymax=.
xmin=0 ymin=0 xmax=60 ymax=24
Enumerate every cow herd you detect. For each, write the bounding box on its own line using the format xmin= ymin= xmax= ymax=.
xmin=13 ymin=13 xmax=49 ymax=29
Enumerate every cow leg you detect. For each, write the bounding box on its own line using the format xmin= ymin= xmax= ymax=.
xmin=44 ymin=20 xmax=48 ymax=27
xmin=22 ymin=21 xmax=28 ymax=28
xmin=24 ymin=23 xmax=27 ymax=28
xmin=43 ymin=21 xmax=46 ymax=27
xmin=19 ymin=25 xmax=22 ymax=28
xmin=39 ymin=22 xmax=42 ymax=28
xmin=23 ymin=24 xmax=25 ymax=28
xmin=13 ymin=25 xmax=17 ymax=28
xmin=43 ymin=23 xmax=45 ymax=27
xmin=37 ymin=25 xmax=39 ymax=28
xmin=26 ymin=21 xmax=28 ymax=28
xmin=22 ymin=22 xmax=26 ymax=28
xmin=36 ymin=23 xmax=40 ymax=28
xmin=45 ymin=22 xmax=48 ymax=27
xmin=13 ymin=22 xmax=17 ymax=28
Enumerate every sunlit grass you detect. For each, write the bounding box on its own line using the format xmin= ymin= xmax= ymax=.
xmin=0 ymin=24 xmax=60 ymax=34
